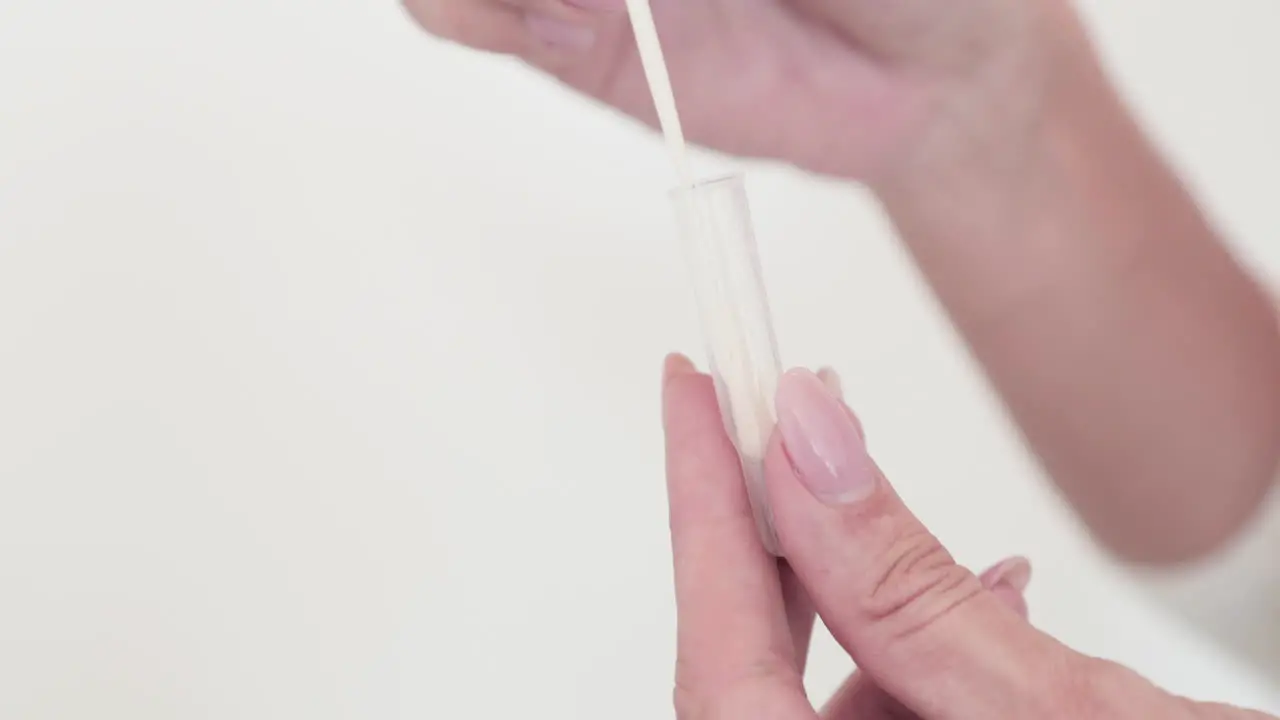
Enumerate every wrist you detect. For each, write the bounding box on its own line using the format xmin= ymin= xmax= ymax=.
xmin=867 ymin=1 xmax=1111 ymax=215
xmin=859 ymin=5 xmax=1142 ymax=323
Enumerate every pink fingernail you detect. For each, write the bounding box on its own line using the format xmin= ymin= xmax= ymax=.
xmin=525 ymin=13 xmax=596 ymax=51
xmin=663 ymin=353 xmax=696 ymax=385
xmin=776 ymin=369 xmax=877 ymax=505
xmin=563 ymin=0 xmax=623 ymax=10
xmin=817 ymin=366 xmax=865 ymax=440
xmin=817 ymin=366 xmax=844 ymax=398
xmin=981 ymin=557 xmax=1032 ymax=593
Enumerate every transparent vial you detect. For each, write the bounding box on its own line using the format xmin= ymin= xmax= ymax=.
xmin=671 ymin=173 xmax=784 ymax=556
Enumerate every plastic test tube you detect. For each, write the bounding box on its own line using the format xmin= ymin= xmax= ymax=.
xmin=671 ymin=173 xmax=784 ymax=556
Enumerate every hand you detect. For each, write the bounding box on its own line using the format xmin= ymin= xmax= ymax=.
xmin=404 ymin=0 xmax=1064 ymax=182
xmin=660 ymin=354 xmax=1274 ymax=719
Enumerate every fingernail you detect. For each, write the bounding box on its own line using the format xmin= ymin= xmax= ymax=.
xmin=776 ymin=369 xmax=877 ymax=505
xmin=525 ymin=13 xmax=596 ymax=51
xmin=817 ymin=366 xmax=843 ymax=398
xmin=563 ymin=0 xmax=623 ymax=11
xmin=981 ymin=556 xmax=1032 ymax=593
xmin=816 ymin=365 xmax=866 ymax=440
xmin=663 ymin=353 xmax=696 ymax=385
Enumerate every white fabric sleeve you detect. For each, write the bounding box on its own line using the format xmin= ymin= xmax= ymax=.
xmin=1132 ymin=487 xmax=1280 ymax=679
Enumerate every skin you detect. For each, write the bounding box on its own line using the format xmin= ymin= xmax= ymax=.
xmin=407 ymin=0 xmax=1280 ymax=714
xmin=662 ymin=355 xmax=1273 ymax=719
xmin=407 ymin=0 xmax=1280 ymax=563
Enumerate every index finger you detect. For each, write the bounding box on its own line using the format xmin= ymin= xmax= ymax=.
xmin=766 ymin=369 xmax=1070 ymax=719
xmin=661 ymin=355 xmax=811 ymax=719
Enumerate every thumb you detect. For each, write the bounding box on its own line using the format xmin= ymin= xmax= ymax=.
xmin=766 ymin=369 xmax=1071 ymax=719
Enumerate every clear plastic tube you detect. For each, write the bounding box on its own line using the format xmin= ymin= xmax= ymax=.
xmin=671 ymin=173 xmax=783 ymax=556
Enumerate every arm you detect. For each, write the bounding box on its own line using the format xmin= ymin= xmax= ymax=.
xmin=875 ymin=7 xmax=1280 ymax=564
xmin=407 ymin=0 xmax=1280 ymax=564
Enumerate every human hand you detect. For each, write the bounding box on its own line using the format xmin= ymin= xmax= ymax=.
xmin=404 ymin=0 xmax=1068 ymax=183
xmin=660 ymin=354 xmax=1274 ymax=719
xmin=410 ymin=0 xmax=1280 ymax=576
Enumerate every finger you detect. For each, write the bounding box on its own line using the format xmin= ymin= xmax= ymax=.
xmin=779 ymin=560 xmax=816 ymax=673
xmin=817 ymin=366 xmax=865 ymax=440
xmin=767 ymin=368 xmax=1071 ymax=719
xmin=404 ymin=0 xmax=528 ymax=54
xmin=817 ymin=366 xmax=843 ymax=397
xmin=1195 ymin=703 xmax=1278 ymax=719
xmin=978 ymin=556 xmax=1031 ymax=621
xmin=783 ymin=366 xmax=845 ymax=673
xmin=787 ymin=0 xmax=993 ymax=63
xmin=406 ymin=0 xmax=619 ymax=56
xmin=519 ymin=0 xmax=603 ymax=55
xmin=822 ymin=557 xmax=1034 ymax=720
xmin=662 ymin=355 xmax=812 ymax=719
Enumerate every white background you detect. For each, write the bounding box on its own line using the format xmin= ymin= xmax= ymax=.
xmin=2 ymin=1 xmax=1279 ymax=717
